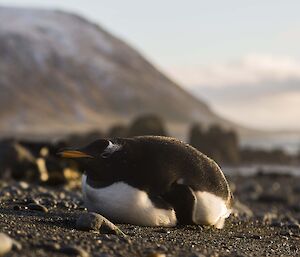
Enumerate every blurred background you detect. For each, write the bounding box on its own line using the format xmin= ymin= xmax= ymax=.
xmin=0 ymin=0 xmax=300 ymax=183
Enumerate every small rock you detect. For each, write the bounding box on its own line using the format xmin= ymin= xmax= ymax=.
xmin=0 ymin=233 xmax=13 ymax=256
xmin=59 ymin=192 xmax=66 ymax=199
xmin=76 ymin=212 xmax=128 ymax=239
xmin=28 ymin=203 xmax=48 ymax=212
xmin=76 ymin=212 xmax=104 ymax=231
xmin=59 ymin=246 xmax=89 ymax=257
xmin=18 ymin=181 xmax=29 ymax=190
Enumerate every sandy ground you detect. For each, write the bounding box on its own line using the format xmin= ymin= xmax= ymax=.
xmin=0 ymin=173 xmax=300 ymax=257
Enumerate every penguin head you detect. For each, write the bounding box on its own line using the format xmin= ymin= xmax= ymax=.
xmin=59 ymin=139 xmax=111 ymax=158
xmin=58 ymin=139 xmax=122 ymax=176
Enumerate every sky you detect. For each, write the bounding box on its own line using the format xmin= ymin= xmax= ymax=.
xmin=0 ymin=0 xmax=300 ymax=130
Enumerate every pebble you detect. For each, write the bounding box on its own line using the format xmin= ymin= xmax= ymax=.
xmin=76 ymin=212 xmax=104 ymax=231
xmin=76 ymin=212 xmax=128 ymax=239
xmin=59 ymin=246 xmax=89 ymax=257
xmin=18 ymin=181 xmax=29 ymax=190
xmin=59 ymin=192 xmax=66 ymax=199
xmin=28 ymin=203 xmax=48 ymax=213
xmin=0 ymin=233 xmax=13 ymax=256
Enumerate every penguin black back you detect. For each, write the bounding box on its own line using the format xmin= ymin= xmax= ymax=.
xmin=122 ymin=136 xmax=230 ymax=202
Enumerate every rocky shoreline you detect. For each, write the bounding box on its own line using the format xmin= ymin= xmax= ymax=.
xmin=0 ymin=172 xmax=299 ymax=257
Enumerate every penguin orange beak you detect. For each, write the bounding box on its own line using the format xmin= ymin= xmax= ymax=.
xmin=59 ymin=150 xmax=93 ymax=158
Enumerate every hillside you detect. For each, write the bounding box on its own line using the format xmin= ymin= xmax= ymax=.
xmin=0 ymin=7 xmax=234 ymax=139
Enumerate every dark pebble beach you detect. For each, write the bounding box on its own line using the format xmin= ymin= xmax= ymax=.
xmin=1 ymin=172 xmax=300 ymax=257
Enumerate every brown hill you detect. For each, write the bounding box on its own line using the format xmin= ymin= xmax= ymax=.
xmin=0 ymin=7 xmax=235 ymax=139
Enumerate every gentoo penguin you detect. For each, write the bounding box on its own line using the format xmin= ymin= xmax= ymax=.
xmin=60 ymin=136 xmax=233 ymax=229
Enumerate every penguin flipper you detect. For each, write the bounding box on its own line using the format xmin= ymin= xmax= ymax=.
xmin=162 ymin=184 xmax=196 ymax=224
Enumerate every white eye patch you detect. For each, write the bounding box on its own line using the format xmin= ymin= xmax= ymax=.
xmin=101 ymin=141 xmax=122 ymax=158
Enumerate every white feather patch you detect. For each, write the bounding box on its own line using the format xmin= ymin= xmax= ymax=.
xmin=193 ymin=191 xmax=231 ymax=229
xmin=82 ymin=175 xmax=177 ymax=227
xmin=104 ymin=141 xmax=122 ymax=154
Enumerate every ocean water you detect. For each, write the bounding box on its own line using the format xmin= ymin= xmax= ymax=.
xmin=241 ymin=133 xmax=300 ymax=155
xmin=223 ymin=164 xmax=300 ymax=176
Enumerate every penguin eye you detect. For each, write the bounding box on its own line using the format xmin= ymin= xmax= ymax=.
xmin=101 ymin=152 xmax=110 ymax=158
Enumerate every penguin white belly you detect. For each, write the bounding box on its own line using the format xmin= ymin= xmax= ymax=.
xmin=81 ymin=175 xmax=177 ymax=227
xmin=193 ymin=191 xmax=231 ymax=229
